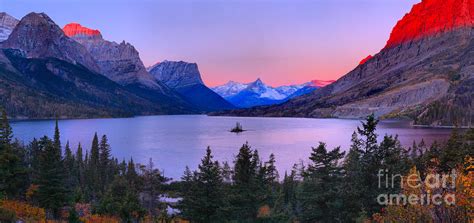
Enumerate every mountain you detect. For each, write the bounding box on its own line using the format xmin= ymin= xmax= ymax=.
xmin=0 ymin=13 xmax=18 ymax=42
xmin=0 ymin=49 xmax=191 ymax=119
xmin=0 ymin=13 xmax=100 ymax=73
xmin=0 ymin=12 xmax=194 ymax=118
xmin=219 ymin=0 xmax=474 ymax=127
xmin=148 ymin=61 xmax=235 ymax=112
xmin=212 ymin=79 xmax=329 ymax=108
xmin=63 ymin=23 xmax=163 ymax=91
xmin=212 ymin=81 xmax=249 ymax=98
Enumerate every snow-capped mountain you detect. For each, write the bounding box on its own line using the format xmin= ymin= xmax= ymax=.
xmin=211 ymin=81 xmax=249 ymax=98
xmin=212 ymin=78 xmax=330 ymax=108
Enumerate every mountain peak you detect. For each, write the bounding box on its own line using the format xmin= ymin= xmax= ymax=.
xmin=385 ymin=0 xmax=473 ymax=48
xmin=0 ymin=12 xmax=19 ymax=42
xmin=148 ymin=60 xmax=204 ymax=89
xmin=63 ymin=23 xmax=102 ymax=39
xmin=2 ymin=12 xmax=100 ymax=72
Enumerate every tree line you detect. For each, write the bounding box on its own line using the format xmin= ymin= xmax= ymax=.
xmin=0 ymin=110 xmax=472 ymax=222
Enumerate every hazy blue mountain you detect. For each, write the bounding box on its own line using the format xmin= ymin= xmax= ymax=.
xmin=148 ymin=60 xmax=235 ymax=112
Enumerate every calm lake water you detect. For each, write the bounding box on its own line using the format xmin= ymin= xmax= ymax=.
xmin=10 ymin=115 xmax=452 ymax=179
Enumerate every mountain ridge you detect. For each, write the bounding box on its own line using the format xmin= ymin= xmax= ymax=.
xmin=216 ymin=0 xmax=474 ymax=126
xmin=212 ymin=79 xmax=331 ymax=108
xmin=148 ymin=60 xmax=235 ymax=112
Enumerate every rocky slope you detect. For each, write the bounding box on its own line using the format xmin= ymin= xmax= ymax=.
xmin=0 ymin=13 xmax=195 ymax=118
xmin=0 ymin=13 xmax=18 ymax=42
xmin=148 ymin=61 xmax=235 ymax=112
xmin=63 ymin=23 xmax=163 ymax=91
xmin=1 ymin=13 xmax=100 ymax=73
xmin=221 ymin=0 xmax=474 ymax=127
xmin=0 ymin=49 xmax=192 ymax=119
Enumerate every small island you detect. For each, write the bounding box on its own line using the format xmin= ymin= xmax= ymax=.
xmin=230 ymin=122 xmax=245 ymax=133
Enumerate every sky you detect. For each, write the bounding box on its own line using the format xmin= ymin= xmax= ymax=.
xmin=1 ymin=0 xmax=419 ymax=87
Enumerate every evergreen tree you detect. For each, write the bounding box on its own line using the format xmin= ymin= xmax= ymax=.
xmin=221 ymin=161 xmax=233 ymax=183
xmin=141 ymin=158 xmax=167 ymax=218
xmin=299 ymin=143 xmax=345 ymax=223
xmin=357 ymin=115 xmax=382 ymax=216
xmin=181 ymin=147 xmax=224 ymax=222
xmin=99 ymin=135 xmax=112 ymax=191
xmin=53 ymin=120 xmax=61 ymax=151
xmin=0 ymin=109 xmax=13 ymax=146
xmin=87 ymin=133 xmax=100 ymax=200
xmin=340 ymin=132 xmax=363 ymax=221
xmin=64 ymin=141 xmax=76 ymax=191
xmin=231 ymin=143 xmax=259 ymax=221
xmin=0 ymin=110 xmax=28 ymax=199
xmin=37 ymin=136 xmax=66 ymax=218
xmin=75 ymin=143 xmax=85 ymax=191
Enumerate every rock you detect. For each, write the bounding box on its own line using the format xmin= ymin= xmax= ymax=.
xmin=1 ymin=13 xmax=100 ymax=73
xmin=63 ymin=23 xmax=162 ymax=90
xmin=148 ymin=60 xmax=204 ymax=88
xmin=148 ymin=60 xmax=235 ymax=111
xmin=0 ymin=12 xmax=18 ymax=42
xmin=385 ymin=0 xmax=473 ymax=48
xmin=220 ymin=0 xmax=474 ymax=126
xmin=358 ymin=55 xmax=373 ymax=65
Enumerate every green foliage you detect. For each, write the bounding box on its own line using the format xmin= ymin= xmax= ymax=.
xmin=180 ymin=147 xmax=224 ymax=223
xmin=36 ymin=136 xmax=67 ymax=218
xmin=0 ymin=110 xmax=471 ymax=222
xmin=299 ymin=143 xmax=345 ymax=222
xmin=0 ymin=109 xmax=13 ymax=145
xmin=0 ymin=207 xmax=17 ymax=222
xmin=0 ymin=110 xmax=28 ymax=199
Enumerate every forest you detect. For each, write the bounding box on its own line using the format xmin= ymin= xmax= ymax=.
xmin=0 ymin=109 xmax=472 ymax=223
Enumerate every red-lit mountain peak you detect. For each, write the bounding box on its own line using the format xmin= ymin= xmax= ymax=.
xmin=63 ymin=23 xmax=102 ymax=38
xmin=385 ymin=0 xmax=473 ymax=48
xmin=310 ymin=80 xmax=335 ymax=88
xmin=359 ymin=55 xmax=373 ymax=65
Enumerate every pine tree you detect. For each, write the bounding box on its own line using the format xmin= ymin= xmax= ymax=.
xmin=357 ymin=114 xmax=378 ymax=154
xmin=53 ymin=120 xmax=61 ymax=152
xmin=64 ymin=141 xmax=77 ymax=192
xmin=300 ymin=142 xmax=345 ymax=222
xmin=37 ymin=136 xmax=66 ymax=218
xmin=221 ymin=161 xmax=233 ymax=183
xmin=231 ymin=143 xmax=259 ymax=221
xmin=141 ymin=158 xmax=167 ymax=218
xmin=88 ymin=133 xmax=100 ymax=199
xmin=0 ymin=109 xmax=13 ymax=146
xmin=0 ymin=110 xmax=28 ymax=199
xmin=75 ymin=143 xmax=85 ymax=191
xmin=182 ymin=147 xmax=224 ymax=222
xmin=341 ymin=132 xmax=363 ymax=221
xmin=99 ymin=135 xmax=112 ymax=191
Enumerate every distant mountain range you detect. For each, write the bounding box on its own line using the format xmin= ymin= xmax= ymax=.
xmin=212 ymin=79 xmax=333 ymax=108
xmin=218 ymin=0 xmax=474 ymax=127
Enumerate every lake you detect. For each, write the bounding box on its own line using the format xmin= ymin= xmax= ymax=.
xmin=10 ymin=115 xmax=453 ymax=180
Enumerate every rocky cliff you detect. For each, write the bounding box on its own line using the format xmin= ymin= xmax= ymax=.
xmin=1 ymin=13 xmax=100 ymax=73
xmin=63 ymin=23 xmax=162 ymax=90
xmin=221 ymin=0 xmax=474 ymax=127
xmin=148 ymin=61 xmax=234 ymax=111
xmin=148 ymin=60 xmax=204 ymax=88
xmin=0 ymin=13 xmax=18 ymax=42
